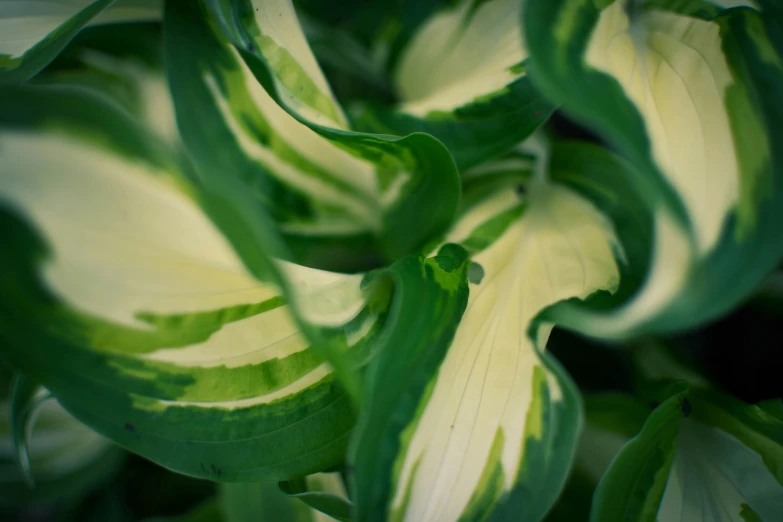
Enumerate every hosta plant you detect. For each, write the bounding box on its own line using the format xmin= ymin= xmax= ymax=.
xmin=1 ymin=0 xmax=782 ymax=521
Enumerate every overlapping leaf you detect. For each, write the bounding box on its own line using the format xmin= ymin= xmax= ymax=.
xmin=0 ymin=370 xmax=123 ymax=509
xmin=352 ymin=0 xmax=554 ymax=169
xmin=0 ymin=85 xmax=368 ymax=481
xmin=29 ymin=22 xmax=177 ymax=143
xmin=280 ymin=472 xmax=353 ymax=521
xmin=577 ymin=343 xmax=783 ymax=522
xmin=4 ymin=3 xmax=781 ymax=522
xmin=350 ymin=154 xmax=621 ymax=522
xmin=592 ymin=383 xmax=783 ymax=522
xmin=165 ymin=0 xmax=460 ymax=271
xmin=545 ymin=393 xmax=650 ymax=522
xmin=0 ymin=61 xmax=468 ymax=485
xmin=0 ymin=0 xmax=162 ymax=84
xmin=526 ymin=0 xmax=783 ymax=338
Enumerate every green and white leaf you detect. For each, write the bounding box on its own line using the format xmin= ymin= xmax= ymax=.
xmin=591 ymin=384 xmax=783 ymax=522
xmin=353 ymin=0 xmax=555 ymax=169
xmin=32 ymin=22 xmax=176 ymax=143
xmin=550 ymin=340 xmax=727 ymax=521
xmin=0 ymin=73 xmax=480 ymax=482
xmin=0 ymin=0 xmax=162 ymax=84
xmin=352 ymin=163 xmax=621 ymax=521
xmin=203 ymin=0 xmax=347 ymax=128
xmin=166 ymin=0 xmax=460 ymax=271
xmin=1 ymin=376 xmax=123 ymax=508
xmin=545 ymin=393 xmax=651 ymax=522
xmin=460 ymin=148 xmax=536 ymax=211
xmin=280 ymin=472 xmax=352 ymax=521
xmin=394 ymin=0 xmax=525 ymax=117
xmin=2 ymin=392 xmax=111 ymax=485
xmin=526 ymin=0 xmax=783 ymax=338
xmin=8 ymin=373 xmax=45 ymax=486
xmin=0 ymin=85 xmax=382 ymax=481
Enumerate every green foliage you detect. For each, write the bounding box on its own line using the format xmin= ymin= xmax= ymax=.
xmin=0 ymin=0 xmax=782 ymax=521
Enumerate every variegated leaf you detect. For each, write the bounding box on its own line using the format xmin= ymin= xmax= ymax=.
xmin=165 ymin=0 xmax=461 ymax=271
xmin=0 ymin=0 xmax=162 ymax=83
xmin=353 ymin=0 xmax=555 ymax=169
xmin=280 ymin=472 xmax=352 ymax=521
xmin=592 ymin=384 xmax=783 ymax=522
xmin=351 ymin=156 xmax=621 ymax=522
xmin=32 ymin=22 xmax=177 ymax=143
xmin=0 ymin=371 xmax=123 ymax=508
xmin=526 ymin=0 xmax=783 ymax=338
xmin=544 ymin=392 xmax=651 ymax=522
xmin=0 ymin=73 xmax=478 ymax=482
xmin=0 ymin=85 xmax=368 ymax=481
